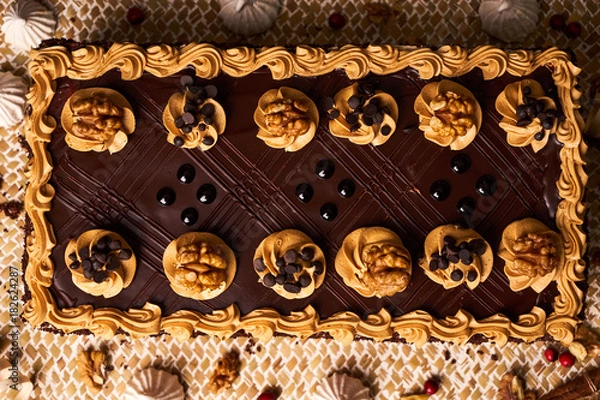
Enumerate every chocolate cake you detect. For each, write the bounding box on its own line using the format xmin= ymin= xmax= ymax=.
xmin=23 ymin=41 xmax=587 ymax=345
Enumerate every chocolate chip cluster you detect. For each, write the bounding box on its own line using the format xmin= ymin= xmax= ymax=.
xmin=173 ymin=75 xmax=219 ymax=147
xmin=428 ymin=236 xmax=487 ymax=282
xmin=515 ymin=85 xmax=558 ymax=141
xmin=325 ymin=83 xmax=392 ymax=135
xmin=68 ymin=236 xmax=132 ymax=283
xmin=254 ymin=247 xmax=324 ymax=294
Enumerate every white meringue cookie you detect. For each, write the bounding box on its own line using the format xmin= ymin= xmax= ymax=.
xmin=314 ymin=373 xmax=372 ymax=400
xmin=0 ymin=71 xmax=27 ymax=129
xmin=124 ymin=368 xmax=185 ymax=400
xmin=218 ymin=0 xmax=282 ymax=36
xmin=1 ymin=0 xmax=56 ymax=52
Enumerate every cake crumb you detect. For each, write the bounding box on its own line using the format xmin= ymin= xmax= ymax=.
xmin=451 ymin=358 xmax=456 ymax=364
xmin=0 ymin=201 xmax=23 ymax=219
xmin=491 ymin=353 xmax=499 ymax=361
xmin=208 ymin=350 xmax=241 ymax=394
xmin=477 ymin=350 xmax=484 ymax=355
xmin=244 ymin=339 xmax=256 ymax=355
xmin=444 ymin=350 xmax=451 ymax=361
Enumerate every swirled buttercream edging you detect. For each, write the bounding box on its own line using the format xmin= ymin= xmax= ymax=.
xmin=24 ymin=43 xmax=585 ymax=345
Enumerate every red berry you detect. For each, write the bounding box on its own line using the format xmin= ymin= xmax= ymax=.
xmin=549 ymin=14 xmax=566 ymax=31
xmin=564 ymin=21 xmax=582 ymax=38
xmin=127 ymin=7 xmax=145 ymax=25
xmin=424 ymin=379 xmax=439 ymax=395
xmin=544 ymin=347 xmax=558 ymax=362
xmin=558 ymin=351 xmax=576 ymax=367
xmin=328 ymin=12 xmax=346 ymax=30
xmin=257 ymin=393 xmax=277 ymax=400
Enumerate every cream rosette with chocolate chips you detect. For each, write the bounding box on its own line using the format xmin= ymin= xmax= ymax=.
xmin=163 ymin=81 xmax=226 ymax=151
xmin=61 ymin=88 xmax=135 ymax=154
xmin=335 ymin=227 xmax=412 ymax=298
xmin=65 ymin=229 xmax=136 ymax=298
xmin=253 ymin=87 xmax=319 ymax=152
xmin=414 ymin=80 xmax=482 ymax=151
xmin=495 ymin=79 xmax=559 ymax=153
xmin=328 ymin=82 xmax=399 ymax=146
xmin=163 ymin=232 xmax=236 ymax=300
xmin=253 ymin=229 xmax=326 ymax=299
xmin=498 ymin=218 xmax=564 ymax=293
xmin=420 ymin=225 xmax=493 ymax=290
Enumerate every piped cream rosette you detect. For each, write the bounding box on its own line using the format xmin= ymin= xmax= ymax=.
xmin=420 ymin=225 xmax=493 ymax=290
xmin=61 ymin=88 xmax=135 ymax=154
xmin=495 ymin=79 xmax=558 ymax=153
xmin=65 ymin=229 xmax=136 ymax=298
xmin=329 ymin=83 xmax=399 ymax=146
xmin=162 ymin=232 xmax=236 ymax=300
xmin=414 ymin=80 xmax=482 ymax=151
xmin=335 ymin=227 xmax=412 ymax=298
xmin=253 ymin=87 xmax=319 ymax=152
xmin=498 ymin=218 xmax=564 ymax=293
xmin=162 ymin=92 xmax=226 ymax=151
xmin=253 ymin=229 xmax=326 ymax=300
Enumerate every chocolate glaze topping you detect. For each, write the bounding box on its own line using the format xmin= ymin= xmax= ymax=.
xmin=42 ymin=62 xmax=561 ymax=323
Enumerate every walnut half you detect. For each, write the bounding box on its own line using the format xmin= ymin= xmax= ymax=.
xmin=208 ymin=350 xmax=241 ymax=394
xmin=71 ymin=96 xmax=124 ymax=141
xmin=76 ymin=350 xmax=106 ymax=394
xmin=264 ymin=99 xmax=310 ymax=137
xmin=512 ymin=233 xmax=558 ymax=278
xmin=361 ymin=244 xmax=411 ymax=296
xmin=429 ymin=91 xmax=475 ymax=138
xmin=498 ymin=374 xmax=536 ymax=400
xmin=174 ymin=243 xmax=227 ymax=292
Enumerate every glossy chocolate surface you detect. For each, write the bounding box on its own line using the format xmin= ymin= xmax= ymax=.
xmin=45 ymin=65 xmax=561 ymax=322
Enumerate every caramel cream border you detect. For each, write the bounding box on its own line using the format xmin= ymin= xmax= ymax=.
xmin=24 ymin=43 xmax=586 ymax=345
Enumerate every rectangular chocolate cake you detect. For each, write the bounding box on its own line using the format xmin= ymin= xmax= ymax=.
xmin=23 ymin=41 xmax=587 ymax=346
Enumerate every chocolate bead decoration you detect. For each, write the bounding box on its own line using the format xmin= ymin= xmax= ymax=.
xmin=457 ymin=197 xmax=476 ymax=215
xmin=320 ymin=203 xmax=338 ymax=221
xmin=177 ymin=164 xmax=195 ymax=184
xmin=295 ymin=183 xmax=313 ymax=203
xmin=430 ymin=180 xmax=451 ymax=201
xmin=451 ymin=153 xmax=471 ymax=174
xmin=476 ymin=175 xmax=497 ymax=197
xmin=338 ymin=179 xmax=356 ymax=198
xmin=196 ymin=184 xmax=217 ymax=204
xmin=316 ymin=160 xmax=335 ymax=179
xmin=181 ymin=208 xmax=199 ymax=226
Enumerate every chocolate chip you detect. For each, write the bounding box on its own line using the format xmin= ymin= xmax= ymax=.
xmin=253 ymin=258 xmax=266 ymax=272
xmin=202 ymin=136 xmax=215 ymax=146
xmin=175 ymin=117 xmax=185 ymax=128
xmin=431 ymin=252 xmax=440 ymax=260
xmin=300 ymin=247 xmax=314 ymax=261
xmin=283 ymin=249 xmax=298 ymax=263
xmin=470 ymin=239 xmax=487 ymax=256
xmin=516 ymin=117 xmax=532 ymax=127
xmin=364 ymin=103 xmax=378 ymax=117
xmin=323 ymin=97 xmax=335 ymax=110
xmin=204 ymin=116 xmax=213 ymax=126
xmin=180 ymin=75 xmax=194 ymax=88
xmin=200 ymin=103 xmax=215 ymax=117
xmin=458 ymin=248 xmax=471 ymax=263
xmin=184 ymin=103 xmax=196 ymax=114
xmin=94 ymin=270 xmax=109 ymax=283
xmin=275 ymin=274 xmax=286 ymax=285
xmin=283 ymin=282 xmax=301 ymax=294
xmin=106 ymin=255 xmax=120 ymax=271
xmin=526 ymin=96 xmax=536 ymax=106
xmin=276 ymin=258 xmax=285 ymax=268
xmin=311 ymin=261 xmax=324 ymax=275
xmin=173 ymin=136 xmax=184 ymax=147
xmin=263 ymin=273 xmax=276 ymax=287
xmin=535 ymin=100 xmax=546 ymax=114
xmin=181 ymin=125 xmax=193 ymax=133
xmin=97 ymin=236 xmax=110 ymax=250
xmin=345 ymin=112 xmax=359 ymax=125
xmin=78 ymin=247 xmax=89 ymax=259
xmin=459 ymin=241 xmax=469 ymax=250
xmin=373 ymin=112 xmax=384 ymax=125
xmin=546 ymin=109 xmax=557 ymax=119
xmin=542 ymin=117 xmax=554 ymax=130
xmin=349 ymin=124 xmax=360 ymax=132
xmin=448 ymin=254 xmax=459 ymax=264
xmin=182 ymin=112 xmax=196 ymax=125
xmin=450 ymin=269 xmax=464 ymax=282
xmin=83 ymin=267 xmax=95 ymax=280
xmin=81 ymin=258 xmax=92 ymax=271
xmin=515 ymin=105 xmax=527 ymax=119
xmin=69 ymin=261 xmax=80 ymax=270
xmin=298 ymin=274 xmax=312 ymax=288
xmin=284 ymin=263 xmax=299 ymax=275
xmin=328 ymin=109 xmax=340 ymax=119
xmin=443 ymin=235 xmax=455 ymax=246
xmin=68 ymin=252 xmax=78 ymax=262
xmin=534 ymin=131 xmax=545 ymax=141
xmin=467 ymin=270 xmax=478 ymax=282
xmin=446 ymin=243 xmax=459 ymax=255
xmin=119 ymin=248 xmax=133 ymax=260
xmin=438 ymin=257 xmax=449 ymax=270
xmin=109 ymin=240 xmax=122 ymax=251
xmin=92 ymin=260 xmax=104 ymax=271
xmin=204 ymin=85 xmax=218 ymax=98
xmin=522 ymin=86 xmax=531 ymax=96
xmin=95 ymin=252 xmax=107 ymax=263
xmin=361 ymin=115 xmax=374 ymax=126
xmin=429 ymin=259 xmax=439 ymax=272
xmin=348 ymin=95 xmax=362 ymax=109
